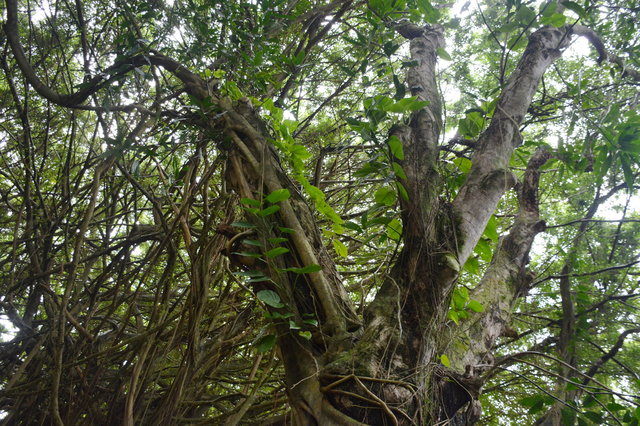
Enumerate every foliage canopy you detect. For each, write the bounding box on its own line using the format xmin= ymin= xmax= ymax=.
xmin=1 ymin=0 xmax=639 ymax=424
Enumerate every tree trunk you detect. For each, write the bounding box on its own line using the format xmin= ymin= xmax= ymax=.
xmin=210 ymin=23 xmax=575 ymax=424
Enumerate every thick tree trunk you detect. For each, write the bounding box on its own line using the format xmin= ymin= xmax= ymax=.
xmin=211 ymin=23 xmax=575 ymax=425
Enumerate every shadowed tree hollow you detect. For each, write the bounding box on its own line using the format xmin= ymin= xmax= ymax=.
xmin=1 ymin=0 xmax=639 ymax=424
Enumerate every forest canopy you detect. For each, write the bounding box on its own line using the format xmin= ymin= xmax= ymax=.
xmin=1 ymin=0 xmax=639 ymax=424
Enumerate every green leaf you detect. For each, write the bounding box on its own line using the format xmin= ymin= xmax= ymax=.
xmin=266 ymin=247 xmax=290 ymax=258
xmin=463 ymin=256 xmax=480 ymax=275
xmin=507 ymin=34 xmax=528 ymax=51
xmin=520 ymin=395 xmax=545 ymax=408
xmin=583 ymin=411 xmax=603 ymax=423
xmin=354 ymin=162 xmax=381 ymax=177
xmin=582 ymin=395 xmax=597 ymax=408
xmin=604 ymin=104 xmax=621 ymax=124
xmin=305 ymin=183 xmax=324 ymax=200
xmin=259 ymin=205 xmax=281 ymax=216
xmin=266 ymin=311 xmax=294 ymax=320
xmin=383 ymin=41 xmax=400 ymax=57
xmin=279 ymin=227 xmax=296 ymax=234
xmin=561 ymin=0 xmax=588 ymax=19
xmin=540 ymin=1 xmax=557 ymax=17
xmin=452 ymin=287 xmax=468 ymax=310
xmin=453 ymin=158 xmax=472 ymax=174
xmin=265 ymin=188 xmax=291 ymax=203
xmin=284 ymin=264 xmax=322 ymax=274
xmin=298 ymin=331 xmax=312 ymax=340
xmin=459 ymin=111 xmax=485 ymax=137
xmin=436 ymin=47 xmax=452 ymax=61
xmin=344 ymin=221 xmax=363 ymax=233
xmin=375 ymin=187 xmax=397 ymax=206
xmin=268 ymin=237 xmax=289 ymax=244
xmin=565 ymin=382 xmax=580 ymax=391
xmin=243 ymin=239 xmax=264 ymax=247
xmin=223 ymin=80 xmax=243 ymax=100
xmin=346 ymin=117 xmax=366 ymax=131
xmin=257 ymin=290 xmax=284 ymax=308
xmin=241 ymin=197 xmax=261 ymax=207
xmin=474 ymin=238 xmax=492 ymax=262
xmin=594 ymin=150 xmax=613 ymax=181
xmin=393 ymin=74 xmax=406 ymax=100
xmin=466 ymin=299 xmax=485 ymax=313
xmin=333 ymin=239 xmax=348 ymax=257
xmin=484 ymin=216 xmax=499 ymax=242
xmin=243 ymin=206 xmax=260 ymax=215
xmin=289 ymin=320 xmax=300 ymax=330
xmin=289 ymin=143 xmax=311 ymax=159
xmin=385 ymin=97 xmax=430 ymax=113
xmin=458 ymin=285 xmax=469 ymax=300
xmin=255 ymin=334 xmax=276 ymax=353
xmin=369 ymin=216 xmax=392 ymax=226
xmin=291 ymin=50 xmax=305 ymax=66
xmin=515 ymin=5 xmax=536 ymax=25
xmin=316 ymin=201 xmax=344 ymax=225
xmin=606 ymin=402 xmax=626 ymax=412
xmin=388 ymin=136 xmax=405 ymax=160
xmin=540 ymin=12 xmax=566 ymax=27
xmin=396 ymin=182 xmax=409 ymax=200
xmin=618 ymin=122 xmax=640 ymax=153
xmin=392 ymin=162 xmax=407 ymax=180
xmin=496 ymin=22 xmax=519 ymax=33
xmin=364 ymin=95 xmax=392 ymax=112
xmin=528 ymin=399 xmax=546 ymax=414
xmin=620 ymin=154 xmax=635 ymax=189
xmin=386 ymin=218 xmax=402 ymax=241
xmin=448 ymin=309 xmax=459 ymax=325
xmin=440 ymin=354 xmax=450 ymax=367
xmin=416 ymin=0 xmax=440 ymax=23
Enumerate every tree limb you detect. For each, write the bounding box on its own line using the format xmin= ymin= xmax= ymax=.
xmin=4 ymin=0 xmax=208 ymax=106
xmin=572 ymin=25 xmax=640 ymax=82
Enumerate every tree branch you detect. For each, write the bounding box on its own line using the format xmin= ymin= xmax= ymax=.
xmin=582 ymin=328 xmax=640 ymax=386
xmin=452 ymin=26 xmax=571 ymax=265
xmin=448 ymin=149 xmax=550 ymax=375
xmin=534 ymin=259 xmax=640 ymax=284
xmin=572 ymin=25 xmax=640 ymax=82
xmin=4 ymin=0 xmax=208 ymax=106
